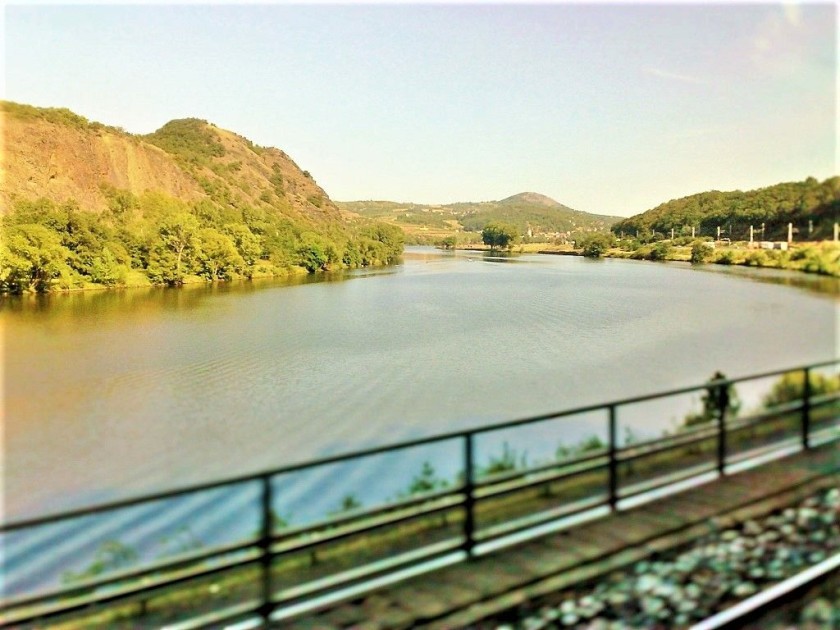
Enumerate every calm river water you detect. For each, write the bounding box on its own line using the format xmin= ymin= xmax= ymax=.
xmin=4 ymin=248 xmax=838 ymax=516
xmin=2 ymin=248 xmax=837 ymax=594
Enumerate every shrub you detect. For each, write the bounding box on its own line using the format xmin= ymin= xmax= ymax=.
xmin=764 ymin=371 xmax=839 ymax=407
xmin=144 ymin=119 xmax=225 ymax=167
xmin=690 ymin=241 xmax=712 ymax=264
xmin=579 ymin=233 xmax=614 ymax=258
xmin=406 ymin=461 xmax=449 ymax=495
xmin=648 ymin=241 xmax=672 ymax=261
xmin=481 ymin=442 xmax=527 ymax=477
xmin=745 ymin=250 xmax=769 ymax=267
xmin=715 ymin=250 xmax=735 ymax=265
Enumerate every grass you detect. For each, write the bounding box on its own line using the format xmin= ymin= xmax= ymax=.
xmin=464 ymin=240 xmax=840 ymax=279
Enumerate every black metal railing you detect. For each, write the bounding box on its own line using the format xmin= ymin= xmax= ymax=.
xmin=2 ymin=359 xmax=838 ymax=629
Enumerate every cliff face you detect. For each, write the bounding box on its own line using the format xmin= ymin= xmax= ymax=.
xmin=1 ymin=102 xmax=344 ymax=227
xmin=2 ymin=111 xmax=202 ymax=212
xmin=0 ymin=102 xmax=405 ymax=292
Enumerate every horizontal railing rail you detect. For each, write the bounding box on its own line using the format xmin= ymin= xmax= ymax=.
xmin=2 ymin=358 xmax=838 ymax=629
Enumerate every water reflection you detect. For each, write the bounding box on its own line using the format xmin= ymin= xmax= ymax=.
xmin=480 ymin=251 xmax=524 ymax=263
xmin=0 ymin=267 xmax=400 ymax=320
xmin=4 ymin=248 xmax=835 ymax=521
xmin=693 ymin=263 xmax=840 ymax=297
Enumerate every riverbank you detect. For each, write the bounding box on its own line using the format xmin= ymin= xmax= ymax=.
xmin=453 ymin=241 xmax=840 ymax=279
xmin=0 ymin=260 xmax=389 ymax=296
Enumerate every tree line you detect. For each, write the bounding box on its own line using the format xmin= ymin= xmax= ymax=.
xmin=1 ymin=191 xmax=404 ymax=293
xmin=612 ymin=176 xmax=840 ymax=242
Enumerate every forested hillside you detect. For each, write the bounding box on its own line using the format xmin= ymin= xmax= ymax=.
xmin=612 ymin=177 xmax=840 ymax=241
xmin=1 ymin=102 xmax=403 ymax=293
xmin=337 ymin=192 xmax=619 ymax=244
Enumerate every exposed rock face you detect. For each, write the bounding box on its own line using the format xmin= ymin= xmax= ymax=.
xmin=2 ymin=111 xmax=202 ymax=212
xmin=1 ymin=102 xmax=345 ymax=229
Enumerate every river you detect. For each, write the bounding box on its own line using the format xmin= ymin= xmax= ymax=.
xmin=2 ymin=248 xmax=837 ymax=595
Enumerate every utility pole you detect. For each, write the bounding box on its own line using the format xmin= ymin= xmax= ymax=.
xmin=670 ymin=228 xmax=674 ymax=240
xmin=717 ymin=225 xmax=721 ymax=241
xmin=834 ymin=222 xmax=838 ymax=242
xmin=749 ymin=225 xmax=754 ymax=244
xmin=788 ymin=222 xmax=793 ymax=244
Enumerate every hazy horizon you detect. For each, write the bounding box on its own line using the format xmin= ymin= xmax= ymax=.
xmin=5 ymin=2 xmax=837 ymax=218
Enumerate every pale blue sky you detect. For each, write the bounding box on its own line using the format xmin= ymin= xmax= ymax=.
xmin=4 ymin=2 xmax=837 ymax=216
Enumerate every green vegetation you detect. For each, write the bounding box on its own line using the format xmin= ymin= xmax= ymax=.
xmin=763 ymin=371 xmax=839 ymax=407
xmin=337 ymin=193 xmax=620 ymax=246
xmin=682 ymin=372 xmax=741 ymax=429
xmin=482 ymin=221 xmax=520 ymax=251
xmin=405 ymin=461 xmax=449 ymax=495
xmin=39 ymin=399 xmax=836 ymax=630
xmin=331 ymin=494 xmax=363 ymax=515
xmin=436 ymin=235 xmax=457 ymax=250
xmin=1 ymin=102 xmax=405 ymax=293
xmin=596 ymin=176 xmax=840 ymax=276
xmin=480 ymin=442 xmax=528 ymax=477
xmin=585 ymin=235 xmax=840 ymax=277
xmin=2 ymin=100 xmax=127 ymax=135
xmin=613 ymin=176 xmax=839 ymax=242
xmin=690 ymin=240 xmax=713 ymax=264
xmin=0 ymin=194 xmax=404 ymax=293
xmin=578 ymin=233 xmax=615 ymax=258
xmin=143 ymin=119 xmax=225 ymax=168
xmin=62 ymin=540 xmax=138 ymax=584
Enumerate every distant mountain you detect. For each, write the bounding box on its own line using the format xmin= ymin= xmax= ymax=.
xmin=337 ymin=193 xmax=621 ymax=243
xmin=612 ymin=177 xmax=840 ymax=241
xmin=499 ymin=192 xmax=569 ymax=207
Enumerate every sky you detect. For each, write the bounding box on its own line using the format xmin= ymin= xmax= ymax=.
xmin=3 ymin=1 xmax=837 ymax=217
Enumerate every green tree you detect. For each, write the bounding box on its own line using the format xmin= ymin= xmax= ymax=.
xmin=2 ymin=224 xmax=73 ymax=292
xmin=648 ymin=240 xmax=672 ymax=261
xmin=578 ymin=233 xmax=614 ymax=258
xmin=437 ymin=235 xmax=457 ymax=250
xmin=223 ymin=224 xmax=262 ymax=268
xmin=296 ymin=232 xmax=330 ymax=272
xmin=197 ymin=228 xmax=244 ymax=280
xmin=683 ymin=371 xmax=741 ymax=428
xmin=149 ymin=213 xmax=200 ymax=285
xmin=482 ymin=222 xmax=520 ymax=251
xmin=89 ymin=247 xmax=128 ymax=286
xmin=690 ymin=241 xmax=712 ymax=264
xmin=359 ymin=223 xmax=405 ymax=263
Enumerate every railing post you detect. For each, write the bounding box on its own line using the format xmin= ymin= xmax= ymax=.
xmin=259 ymin=475 xmax=274 ymax=624
xmin=463 ymin=433 xmax=475 ymax=558
xmin=608 ymin=405 xmax=618 ymax=511
xmin=716 ymin=380 xmax=727 ymax=476
xmin=802 ymin=367 xmax=811 ymax=450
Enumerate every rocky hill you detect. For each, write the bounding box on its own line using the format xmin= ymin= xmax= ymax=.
xmin=0 ymin=101 xmax=403 ymax=292
xmin=1 ymin=101 xmax=343 ymax=226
